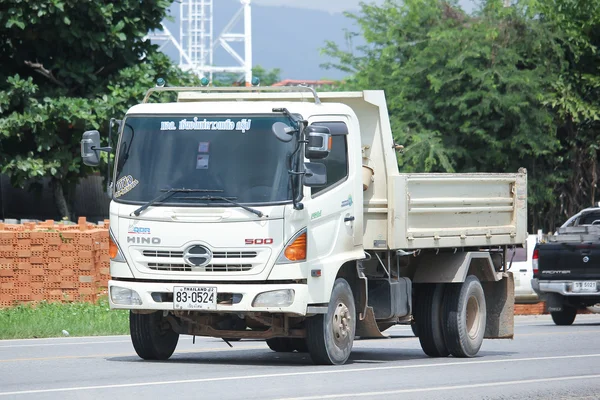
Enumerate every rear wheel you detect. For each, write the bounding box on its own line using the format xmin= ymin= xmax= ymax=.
xmin=415 ymin=283 xmax=449 ymax=357
xmin=306 ymin=278 xmax=356 ymax=365
xmin=442 ymin=276 xmax=486 ymax=358
xmin=551 ymin=306 xmax=577 ymax=326
xmin=130 ymin=311 xmax=179 ymax=360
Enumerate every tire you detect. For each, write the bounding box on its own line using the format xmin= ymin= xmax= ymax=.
xmin=266 ymin=338 xmax=296 ymax=352
xmin=442 ymin=276 xmax=487 ymax=358
xmin=130 ymin=311 xmax=179 ymax=360
xmin=306 ymin=278 xmax=356 ymax=365
xmin=292 ymin=338 xmax=309 ymax=353
xmin=415 ymin=283 xmax=449 ymax=357
xmin=551 ymin=306 xmax=577 ymax=326
xmin=411 ymin=323 xmax=419 ymax=337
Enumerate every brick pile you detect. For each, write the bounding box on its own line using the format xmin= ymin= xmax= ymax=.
xmin=0 ymin=218 xmax=109 ymax=308
xmin=515 ymin=302 xmax=547 ymax=315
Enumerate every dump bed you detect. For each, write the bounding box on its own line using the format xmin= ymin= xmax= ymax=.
xmin=388 ymin=171 xmax=527 ymax=249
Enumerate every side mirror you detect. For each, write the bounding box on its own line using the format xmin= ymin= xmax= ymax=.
xmin=303 ymin=162 xmax=327 ymax=187
xmin=81 ymin=130 xmax=101 ymax=166
xmin=305 ymin=126 xmax=331 ymax=159
xmin=271 ymin=122 xmax=296 ymax=142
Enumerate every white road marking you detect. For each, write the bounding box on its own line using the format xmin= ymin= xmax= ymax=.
xmin=279 ymin=374 xmax=600 ymax=399
xmin=0 ymin=345 xmax=265 ymax=363
xmin=1 ymin=353 xmax=599 ymax=396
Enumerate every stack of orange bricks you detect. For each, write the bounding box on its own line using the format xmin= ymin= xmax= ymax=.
xmin=0 ymin=217 xmax=110 ymax=308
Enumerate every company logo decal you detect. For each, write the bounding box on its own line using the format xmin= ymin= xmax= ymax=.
xmin=115 ymin=175 xmax=139 ymax=198
xmin=128 ymin=224 xmax=151 ymax=234
xmin=341 ymin=195 xmax=353 ymax=208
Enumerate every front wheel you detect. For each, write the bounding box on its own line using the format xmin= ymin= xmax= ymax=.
xmin=306 ymin=278 xmax=356 ymax=365
xmin=266 ymin=338 xmax=296 ymax=352
xmin=442 ymin=276 xmax=487 ymax=358
xmin=551 ymin=306 xmax=577 ymax=326
xmin=130 ymin=311 xmax=179 ymax=360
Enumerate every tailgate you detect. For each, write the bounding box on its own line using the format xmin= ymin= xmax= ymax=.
xmin=536 ymin=242 xmax=600 ymax=280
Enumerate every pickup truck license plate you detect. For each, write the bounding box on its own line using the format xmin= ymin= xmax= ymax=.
xmin=573 ymin=281 xmax=597 ymax=292
xmin=173 ymin=286 xmax=217 ymax=310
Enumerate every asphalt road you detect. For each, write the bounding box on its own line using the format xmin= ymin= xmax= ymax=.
xmin=1 ymin=315 xmax=600 ymax=400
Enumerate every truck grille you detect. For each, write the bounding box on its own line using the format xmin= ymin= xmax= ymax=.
xmin=137 ymin=248 xmax=265 ymax=274
xmin=147 ymin=263 xmax=253 ymax=272
xmin=143 ymin=250 xmax=257 ymax=259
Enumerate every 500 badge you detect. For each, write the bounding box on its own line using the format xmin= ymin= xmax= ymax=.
xmin=114 ymin=175 xmax=139 ymax=198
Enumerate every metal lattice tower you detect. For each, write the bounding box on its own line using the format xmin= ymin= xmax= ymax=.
xmin=148 ymin=0 xmax=252 ymax=83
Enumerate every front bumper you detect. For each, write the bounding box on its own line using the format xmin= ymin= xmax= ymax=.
xmin=531 ymin=279 xmax=600 ymax=297
xmin=108 ymin=280 xmax=310 ymax=316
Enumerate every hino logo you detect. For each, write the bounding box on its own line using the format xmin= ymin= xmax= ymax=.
xmin=127 ymin=237 xmax=161 ymax=244
xmin=183 ymin=245 xmax=212 ymax=267
xmin=541 ymin=270 xmax=571 ymax=275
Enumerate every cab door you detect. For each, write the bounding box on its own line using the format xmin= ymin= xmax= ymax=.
xmin=305 ymin=118 xmax=363 ymax=261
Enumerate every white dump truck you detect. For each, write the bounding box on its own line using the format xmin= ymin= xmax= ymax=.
xmin=81 ymin=85 xmax=526 ymax=365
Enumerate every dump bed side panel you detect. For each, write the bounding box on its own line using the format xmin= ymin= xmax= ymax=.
xmin=389 ymin=171 xmax=527 ymax=249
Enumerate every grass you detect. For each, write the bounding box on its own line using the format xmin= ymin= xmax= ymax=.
xmin=0 ymin=298 xmax=129 ymax=339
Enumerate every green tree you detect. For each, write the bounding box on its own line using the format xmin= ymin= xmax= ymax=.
xmin=529 ymin=0 xmax=600 ymax=227
xmin=323 ymin=0 xmax=600 ymax=231
xmin=0 ymin=0 xmax=200 ymax=219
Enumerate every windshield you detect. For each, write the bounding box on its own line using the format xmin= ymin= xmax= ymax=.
xmin=113 ymin=115 xmax=298 ymax=205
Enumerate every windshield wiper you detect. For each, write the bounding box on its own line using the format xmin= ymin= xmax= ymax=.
xmin=187 ymin=195 xmax=264 ymax=218
xmin=133 ymin=188 xmax=224 ymax=216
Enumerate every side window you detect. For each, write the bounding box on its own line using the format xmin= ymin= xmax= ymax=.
xmin=310 ymin=122 xmax=349 ymax=196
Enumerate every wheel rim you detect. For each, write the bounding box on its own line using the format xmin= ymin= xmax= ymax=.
xmin=466 ymin=295 xmax=481 ymax=340
xmin=332 ymin=302 xmax=352 ymax=346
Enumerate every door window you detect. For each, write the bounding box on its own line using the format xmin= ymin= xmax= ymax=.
xmin=309 ymin=122 xmax=349 ymax=197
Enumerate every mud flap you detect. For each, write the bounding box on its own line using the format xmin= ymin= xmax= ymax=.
xmin=355 ymin=307 xmax=387 ymax=338
xmin=545 ymin=293 xmax=563 ymax=312
xmin=482 ymin=272 xmax=514 ymax=339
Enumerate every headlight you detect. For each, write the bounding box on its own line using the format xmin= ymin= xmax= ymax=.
xmin=252 ymin=289 xmax=295 ymax=307
xmin=110 ymin=286 xmax=142 ymax=305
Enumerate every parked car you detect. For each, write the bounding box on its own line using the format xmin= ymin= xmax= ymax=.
xmin=511 ymin=234 xmax=539 ymax=303
xmin=532 ymin=207 xmax=600 ymax=325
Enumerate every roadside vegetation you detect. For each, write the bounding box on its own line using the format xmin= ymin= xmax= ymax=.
xmin=323 ymin=0 xmax=600 ymax=231
xmin=0 ymin=299 xmax=129 ymax=339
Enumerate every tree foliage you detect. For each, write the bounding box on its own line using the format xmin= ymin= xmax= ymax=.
xmin=323 ymin=0 xmax=600 ymax=231
xmin=0 ymin=0 xmax=199 ymax=219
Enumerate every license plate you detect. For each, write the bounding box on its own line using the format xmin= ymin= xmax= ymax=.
xmin=573 ymin=281 xmax=597 ymax=293
xmin=173 ymin=286 xmax=217 ymax=310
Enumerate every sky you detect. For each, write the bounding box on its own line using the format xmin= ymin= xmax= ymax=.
xmin=156 ymin=0 xmax=478 ymax=81
xmin=252 ymin=0 xmax=476 ymax=13
xmin=252 ymin=0 xmax=382 ymax=13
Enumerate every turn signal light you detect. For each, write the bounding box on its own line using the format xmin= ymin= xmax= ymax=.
xmin=109 ymin=234 xmax=119 ymax=259
xmin=284 ymin=232 xmax=307 ymax=262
